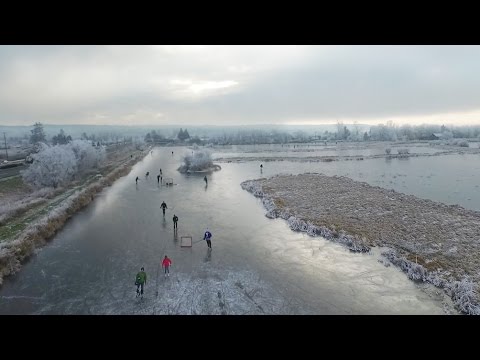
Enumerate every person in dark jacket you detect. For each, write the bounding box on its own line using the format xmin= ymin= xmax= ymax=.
xmin=161 ymin=201 xmax=167 ymax=216
xmin=203 ymin=229 xmax=212 ymax=249
xmin=173 ymin=214 xmax=178 ymax=229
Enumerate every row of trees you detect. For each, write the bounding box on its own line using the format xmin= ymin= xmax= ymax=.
xmin=30 ymin=123 xmax=74 ymax=145
xmin=29 ymin=123 xmax=130 ymax=146
xmin=144 ymin=128 xmax=204 ymax=145
xmin=27 ymin=121 xmax=480 ymax=150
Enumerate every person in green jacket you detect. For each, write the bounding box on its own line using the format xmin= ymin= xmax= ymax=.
xmin=135 ymin=267 xmax=147 ymax=298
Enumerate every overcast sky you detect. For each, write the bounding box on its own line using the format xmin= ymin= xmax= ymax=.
xmin=1 ymin=45 xmax=480 ymax=127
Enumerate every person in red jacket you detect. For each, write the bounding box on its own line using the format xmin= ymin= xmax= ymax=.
xmin=162 ymin=255 xmax=172 ymax=277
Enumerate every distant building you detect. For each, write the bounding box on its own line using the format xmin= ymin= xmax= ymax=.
xmin=420 ymin=133 xmax=440 ymax=140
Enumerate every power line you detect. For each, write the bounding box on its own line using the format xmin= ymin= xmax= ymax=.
xmin=3 ymin=132 xmax=8 ymax=160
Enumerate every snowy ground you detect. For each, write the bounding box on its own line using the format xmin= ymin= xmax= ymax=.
xmin=214 ymin=147 xmax=480 ymax=163
xmin=241 ymin=174 xmax=480 ymax=314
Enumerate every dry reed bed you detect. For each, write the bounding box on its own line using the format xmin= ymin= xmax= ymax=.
xmin=241 ymin=173 xmax=480 ymax=314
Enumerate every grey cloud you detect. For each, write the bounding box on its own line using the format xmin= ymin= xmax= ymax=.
xmin=1 ymin=45 xmax=480 ymax=125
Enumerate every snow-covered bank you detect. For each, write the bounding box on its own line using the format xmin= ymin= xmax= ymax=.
xmin=0 ymin=151 xmax=147 ymax=286
xmin=216 ymin=148 xmax=480 ymax=163
xmin=241 ymin=174 xmax=480 ymax=314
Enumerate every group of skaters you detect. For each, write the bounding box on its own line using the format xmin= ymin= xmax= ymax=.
xmin=135 ymin=255 xmax=172 ymax=298
xmin=136 ymin=168 xmax=164 ymax=185
xmin=133 ymin=164 xmax=212 ymax=299
xmin=134 ymin=228 xmax=212 ymax=299
xmin=136 ymin=168 xmax=210 ymax=188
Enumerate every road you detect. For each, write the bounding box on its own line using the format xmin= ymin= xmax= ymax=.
xmin=0 ymin=165 xmax=25 ymax=179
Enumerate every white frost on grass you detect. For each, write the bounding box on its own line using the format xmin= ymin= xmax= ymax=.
xmin=449 ymin=277 xmax=480 ymax=315
xmin=0 ymin=187 xmax=59 ymax=225
xmin=241 ymin=177 xmax=370 ymax=253
xmin=241 ymin=174 xmax=480 ymax=314
xmin=0 ymin=153 xmax=144 ymax=285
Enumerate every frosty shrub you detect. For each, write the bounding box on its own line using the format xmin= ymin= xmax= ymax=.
xmin=68 ymin=140 xmax=106 ymax=174
xmin=397 ymin=148 xmax=410 ymax=155
xmin=134 ymin=136 xmax=145 ymax=150
xmin=448 ymin=139 xmax=469 ymax=147
xmin=449 ymin=278 xmax=480 ymax=315
xmin=22 ymin=145 xmax=77 ymax=188
xmin=31 ymin=142 xmax=49 ymax=155
xmin=385 ymin=148 xmax=391 ymax=155
xmin=178 ymin=150 xmax=215 ymax=173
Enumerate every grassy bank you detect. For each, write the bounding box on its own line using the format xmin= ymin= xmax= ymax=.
xmin=0 ymin=145 xmax=149 ymax=285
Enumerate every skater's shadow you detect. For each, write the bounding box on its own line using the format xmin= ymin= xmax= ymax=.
xmin=173 ymin=229 xmax=178 ymax=243
xmin=204 ymin=183 xmax=208 ymax=191
xmin=204 ymin=248 xmax=212 ymax=262
xmin=162 ymin=217 xmax=166 ymax=229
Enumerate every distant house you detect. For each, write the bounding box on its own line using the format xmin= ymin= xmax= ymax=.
xmin=432 ymin=133 xmax=444 ymax=140
xmin=420 ymin=133 xmax=440 ymax=140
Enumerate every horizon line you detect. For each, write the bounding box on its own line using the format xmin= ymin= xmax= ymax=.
xmin=1 ymin=122 xmax=478 ymax=128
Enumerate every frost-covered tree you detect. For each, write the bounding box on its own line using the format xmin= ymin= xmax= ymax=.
xmin=22 ymin=145 xmax=77 ymax=188
xmin=52 ymin=129 xmax=72 ymax=145
xmin=133 ymin=136 xmax=145 ymax=150
xmin=29 ymin=122 xmax=46 ymax=144
xmin=443 ymin=131 xmax=453 ymax=140
xmin=177 ymin=128 xmax=190 ymax=141
xmin=178 ymin=149 xmax=215 ymax=173
xmin=68 ymin=140 xmax=106 ymax=174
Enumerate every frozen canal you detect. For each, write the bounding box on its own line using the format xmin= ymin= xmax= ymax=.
xmin=0 ymin=147 xmax=454 ymax=314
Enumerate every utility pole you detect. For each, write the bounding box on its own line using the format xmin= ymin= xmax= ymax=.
xmin=3 ymin=132 xmax=8 ymax=160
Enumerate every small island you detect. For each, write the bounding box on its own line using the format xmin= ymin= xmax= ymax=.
xmin=177 ymin=149 xmax=221 ymax=174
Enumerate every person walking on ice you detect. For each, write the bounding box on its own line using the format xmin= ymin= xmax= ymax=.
xmin=161 ymin=201 xmax=168 ymax=216
xmin=157 ymin=174 xmax=160 ymax=184
xmin=162 ymin=255 xmax=172 ymax=277
xmin=204 ymin=176 xmax=208 ymax=185
xmin=135 ymin=176 xmax=139 ymax=184
xmin=203 ymin=229 xmax=212 ymax=249
xmin=173 ymin=214 xmax=178 ymax=229
xmin=135 ymin=267 xmax=147 ymax=298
